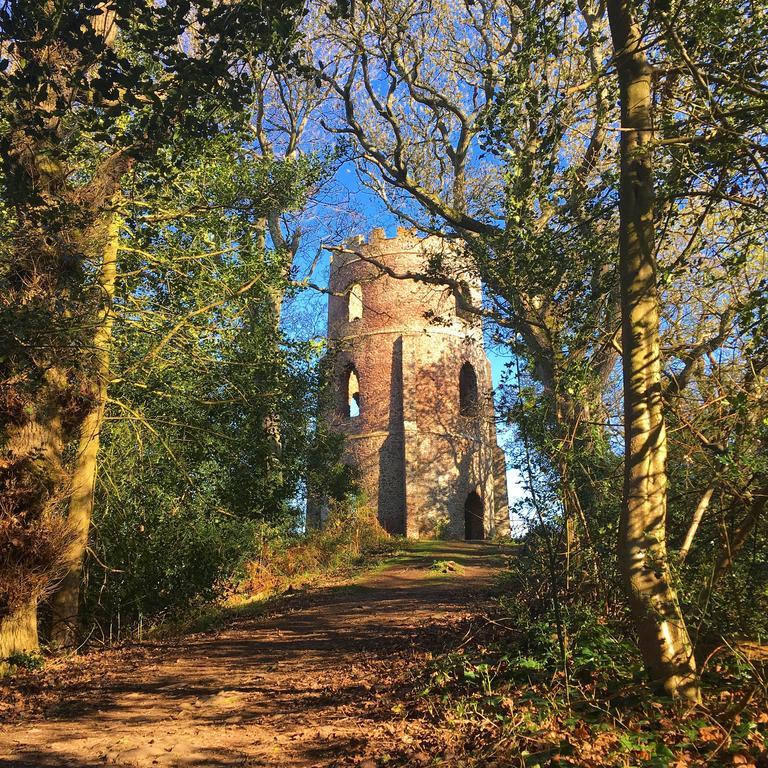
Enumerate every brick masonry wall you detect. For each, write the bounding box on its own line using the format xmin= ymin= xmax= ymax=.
xmin=325 ymin=228 xmax=510 ymax=538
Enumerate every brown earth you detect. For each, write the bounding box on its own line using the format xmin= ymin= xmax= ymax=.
xmin=0 ymin=542 xmax=508 ymax=768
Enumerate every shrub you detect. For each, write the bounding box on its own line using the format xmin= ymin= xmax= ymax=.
xmin=239 ymin=498 xmax=391 ymax=595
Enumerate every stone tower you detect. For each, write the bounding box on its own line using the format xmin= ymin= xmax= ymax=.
xmin=321 ymin=227 xmax=509 ymax=539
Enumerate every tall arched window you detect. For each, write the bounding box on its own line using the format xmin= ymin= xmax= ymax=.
xmin=459 ymin=362 xmax=479 ymax=416
xmin=455 ymin=280 xmax=473 ymax=320
xmin=346 ymin=367 xmax=361 ymax=418
xmin=348 ymin=282 xmax=363 ymax=322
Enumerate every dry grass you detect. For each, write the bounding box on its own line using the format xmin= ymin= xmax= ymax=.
xmin=240 ymin=501 xmax=393 ymax=597
xmin=0 ymin=508 xmax=74 ymax=616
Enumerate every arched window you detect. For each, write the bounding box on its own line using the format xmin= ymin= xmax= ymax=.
xmin=459 ymin=362 xmax=479 ymax=416
xmin=348 ymin=282 xmax=363 ymax=322
xmin=455 ymin=280 xmax=473 ymax=320
xmin=346 ymin=367 xmax=361 ymax=418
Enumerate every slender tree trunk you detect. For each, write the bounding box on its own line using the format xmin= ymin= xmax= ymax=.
xmin=261 ymin=219 xmax=290 ymax=484
xmin=712 ymin=483 xmax=767 ymax=583
xmin=554 ymin=393 xmax=602 ymax=559
xmin=678 ymin=485 xmax=714 ymax=562
xmin=49 ymin=212 xmax=120 ymax=649
xmin=607 ymin=0 xmax=699 ymax=700
xmin=0 ymin=599 xmax=38 ymax=662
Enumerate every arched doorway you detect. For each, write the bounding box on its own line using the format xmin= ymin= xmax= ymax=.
xmin=464 ymin=491 xmax=484 ymax=540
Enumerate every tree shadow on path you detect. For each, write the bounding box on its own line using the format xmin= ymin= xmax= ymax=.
xmin=0 ymin=541 xmax=512 ymax=768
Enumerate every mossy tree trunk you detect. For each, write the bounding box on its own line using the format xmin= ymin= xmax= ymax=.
xmin=48 ymin=211 xmax=121 ymax=650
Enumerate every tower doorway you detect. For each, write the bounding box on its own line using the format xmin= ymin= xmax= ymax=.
xmin=464 ymin=491 xmax=484 ymax=540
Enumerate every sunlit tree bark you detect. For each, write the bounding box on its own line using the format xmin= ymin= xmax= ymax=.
xmin=607 ymin=0 xmax=698 ymax=701
xmin=49 ymin=211 xmax=121 ymax=649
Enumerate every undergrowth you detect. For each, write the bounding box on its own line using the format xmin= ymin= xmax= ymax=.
xmin=394 ymin=553 xmax=768 ymax=768
xmin=237 ymin=499 xmax=394 ymax=597
xmin=146 ymin=498 xmax=396 ymax=638
xmin=2 ymin=652 xmax=44 ymax=672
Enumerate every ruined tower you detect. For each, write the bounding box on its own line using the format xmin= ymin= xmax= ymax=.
xmin=322 ymin=227 xmax=509 ymax=539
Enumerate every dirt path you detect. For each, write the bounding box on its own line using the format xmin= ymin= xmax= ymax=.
xmin=0 ymin=542 xmax=507 ymax=768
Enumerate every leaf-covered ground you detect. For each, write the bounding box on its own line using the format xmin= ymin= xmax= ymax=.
xmin=0 ymin=542 xmax=507 ymax=767
xmin=1 ymin=541 xmax=765 ymax=767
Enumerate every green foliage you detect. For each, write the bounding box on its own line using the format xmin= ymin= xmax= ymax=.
xmin=84 ymin=474 xmax=270 ymax=627
xmin=3 ymin=651 xmax=44 ymax=671
xmin=77 ymin=135 xmax=346 ymax=632
xmin=410 ymin=582 xmax=767 ymax=768
xmin=0 ymin=0 xmax=305 ymax=165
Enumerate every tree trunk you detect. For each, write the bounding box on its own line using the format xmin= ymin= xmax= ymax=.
xmin=260 ymin=220 xmax=287 ymax=486
xmin=607 ymin=0 xmax=699 ymax=700
xmin=0 ymin=599 xmax=38 ymax=663
xmin=49 ymin=212 xmax=120 ymax=650
xmin=47 ymin=399 xmax=106 ymax=649
xmin=712 ymin=482 xmax=767 ymax=583
xmin=553 ymin=391 xmax=603 ymax=558
xmin=678 ymin=485 xmax=714 ymax=562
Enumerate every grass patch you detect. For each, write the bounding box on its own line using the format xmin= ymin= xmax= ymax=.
xmin=429 ymin=560 xmax=465 ymax=576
